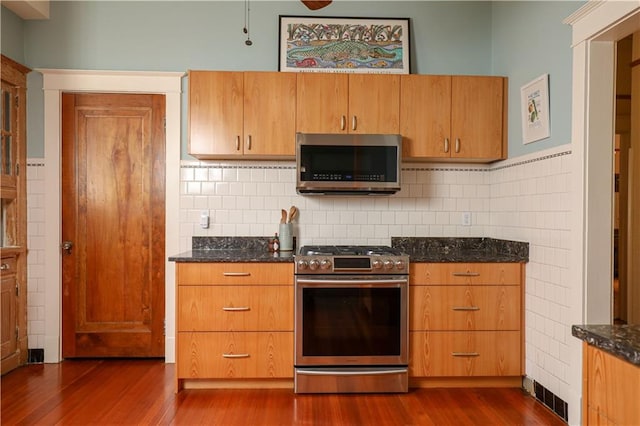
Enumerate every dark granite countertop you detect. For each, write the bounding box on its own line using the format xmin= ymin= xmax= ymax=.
xmin=572 ymin=324 xmax=640 ymax=366
xmin=391 ymin=237 xmax=529 ymax=263
xmin=170 ymin=236 xmax=528 ymax=264
xmin=168 ymin=237 xmax=294 ymax=263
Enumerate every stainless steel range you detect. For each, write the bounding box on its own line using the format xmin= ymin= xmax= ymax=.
xmin=294 ymin=245 xmax=409 ymax=394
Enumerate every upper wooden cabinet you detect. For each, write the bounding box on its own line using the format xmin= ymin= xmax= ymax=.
xmin=188 ymin=71 xmax=296 ymax=160
xmin=401 ymin=75 xmax=507 ymax=162
xmin=296 ymin=73 xmax=400 ymax=134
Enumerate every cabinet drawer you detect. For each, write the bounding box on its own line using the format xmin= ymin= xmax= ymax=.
xmin=0 ymin=257 xmax=17 ymax=277
xmin=411 ymin=263 xmax=521 ymax=286
xmin=410 ymin=285 xmax=520 ymax=331
xmin=409 ymin=331 xmax=521 ymax=377
xmin=177 ymin=331 xmax=293 ymax=379
xmin=177 ymin=263 xmax=293 ymax=286
xmin=177 ymin=286 xmax=293 ymax=331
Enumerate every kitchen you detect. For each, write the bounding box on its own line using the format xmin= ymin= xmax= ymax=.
xmin=2 ymin=1 xmax=640 ymax=425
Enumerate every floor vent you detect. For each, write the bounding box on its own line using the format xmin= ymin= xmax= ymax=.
xmin=28 ymin=349 xmax=44 ymax=364
xmin=534 ymin=380 xmax=569 ymax=422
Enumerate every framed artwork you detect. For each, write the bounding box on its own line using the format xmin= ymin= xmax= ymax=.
xmin=278 ymin=16 xmax=410 ymax=74
xmin=520 ymin=74 xmax=550 ymax=144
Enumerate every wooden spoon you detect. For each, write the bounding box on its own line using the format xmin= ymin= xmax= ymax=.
xmin=281 ymin=209 xmax=287 ymax=224
xmin=288 ymin=206 xmax=298 ymax=223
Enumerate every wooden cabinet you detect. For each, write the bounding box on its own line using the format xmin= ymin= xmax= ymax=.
xmin=188 ymin=71 xmax=296 ymax=160
xmin=401 ymin=75 xmax=507 ymax=162
xmin=296 ymin=73 xmax=400 ymax=134
xmin=582 ymin=343 xmax=640 ymax=425
xmin=175 ymin=262 xmax=294 ymax=390
xmin=1 ymin=55 xmax=29 ymax=375
xmin=409 ymin=263 xmax=523 ymax=385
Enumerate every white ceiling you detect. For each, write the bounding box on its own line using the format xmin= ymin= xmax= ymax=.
xmin=2 ymin=0 xmax=49 ymax=20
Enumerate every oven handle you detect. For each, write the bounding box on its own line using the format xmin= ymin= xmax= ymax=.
xmin=295 ymin=278 xmax=408 ymax=286
xmin=296 ymin=369 xmax=408 ymax=376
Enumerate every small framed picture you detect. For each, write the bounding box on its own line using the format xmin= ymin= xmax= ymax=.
xmin=278 ymin=15 xmax=410 ymax=74
xmin=521 ymin=74 xmax=550 ymax=144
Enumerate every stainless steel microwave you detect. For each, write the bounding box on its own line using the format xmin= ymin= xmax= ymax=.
xmin=296 ymin=133 xmax=402 ymax=195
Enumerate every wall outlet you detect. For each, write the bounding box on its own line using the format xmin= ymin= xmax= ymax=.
xmin=462 ymin=211 xmax=471 ymax=226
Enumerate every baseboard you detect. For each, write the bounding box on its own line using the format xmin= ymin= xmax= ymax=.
xmin=28 ymin=348 xmax=44 ymax=364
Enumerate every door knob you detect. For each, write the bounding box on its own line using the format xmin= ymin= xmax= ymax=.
xmin=61 ymin=241 xmax=73 ymax=255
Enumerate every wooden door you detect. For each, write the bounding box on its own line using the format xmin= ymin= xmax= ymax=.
xmin=348 ymin=74 xmax=400 ymax=134
xmin=296 ymin=73 xmax=349 ymax=133
xmin=188 ymin=71 xmax=244 ymax=159
xmin=451 ymin=76 xmax=506 ymax=160
xmin=61 ymin=93 xmax=165 ymax=358
xmin=1 ymin=256 xmax=18 ymax=362
xmin=243 ymin=72 xmax=296 ymax=157
xmin=400 ymin=74 xmax=452 ymax=159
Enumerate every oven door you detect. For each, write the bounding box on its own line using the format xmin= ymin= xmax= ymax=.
xmin=294 ymin=275 xmax=409 ymax=367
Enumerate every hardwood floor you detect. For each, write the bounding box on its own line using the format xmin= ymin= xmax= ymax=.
xmin=1 ymin=360 xmax=566 ymax=425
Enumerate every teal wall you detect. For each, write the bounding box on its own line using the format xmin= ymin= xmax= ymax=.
xmin=492 ymin=1 xmax=579 ymax=158
xmin=1 ymin=6 xmax=26 ymax=63
xmin=2 ymin=1 xmax=583 ymax=159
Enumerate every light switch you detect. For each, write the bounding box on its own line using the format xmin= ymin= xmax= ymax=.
xmin=200 ymin=210 xmax=210 ymax=229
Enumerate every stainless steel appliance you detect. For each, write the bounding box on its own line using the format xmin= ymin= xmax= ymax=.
xmin=296 ymin=133 xmax=402 ymax=195
xmin=294 ymin=245 xmax=409 ymax=393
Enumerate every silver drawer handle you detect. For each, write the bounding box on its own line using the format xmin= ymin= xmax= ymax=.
xmin=223 ymin=272 xmax=251 ymax=277
xmin=452 ymin=352 xmax=480 ymax=357
xmin=222 ymin=353 xmax=250 ymax=358
xmin=222 ymin=307 xmax=250 ymax=311
xmin=0 ymin=263 xmax=9 ymax=270
xmin=452 ymin=272 xmax=480 ymax=277
xmin=452 ymin=306 xmax=480 ymax=311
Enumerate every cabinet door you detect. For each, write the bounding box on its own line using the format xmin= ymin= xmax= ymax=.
xmin=348 ymin=74 xmax=400 ymax=134
xmin=400 ymin=74 xmax=452 ymax=159
xmin=451 ymin=76 xmax=506 ymax=160
xmin=188 ymin=71 xmax=244 ymax=158
xmin=243 ymin=72 xmax=296 ymax=158
xmin=296 ymin=73 xmax=349 ymax=133
xmin=1 ymin=256 xmax=17 ymax=361
xmin=410 ymin=263 xmax=522 ymax=286
xmin=1 ymin=81 xmax=17 ymax=195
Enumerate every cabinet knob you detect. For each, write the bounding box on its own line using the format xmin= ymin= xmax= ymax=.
xmin=455 ymin=138 xmax=461 ymax=153
xmin=61 ymin=241 xmax=74 ymax=255
xmin=340 ymin=115 xmax=346 ymax=131
xmin=352 ymin=116 xmax=357 ymax=131
xmin=444 ymin=138 xmax=450 ymax=153
xmin=0 ymin=263 xmax=9 ymax=270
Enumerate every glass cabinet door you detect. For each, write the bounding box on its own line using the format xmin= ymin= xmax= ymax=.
xmin=1 ymin=81 xmax=17 ymax=193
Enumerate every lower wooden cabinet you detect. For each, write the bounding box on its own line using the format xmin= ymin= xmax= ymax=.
xmin=409 ymin=262 xmax=524 ymax=386
xmin=175 ymin=262 xmax=294 ymax=391
xmin=582 ymin=343 xmax=640 ymax=425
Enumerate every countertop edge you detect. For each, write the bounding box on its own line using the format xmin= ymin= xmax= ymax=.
xmin=572 ymin=324 xmax=640 ymax=366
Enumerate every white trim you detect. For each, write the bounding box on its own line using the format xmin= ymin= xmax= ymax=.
xmin=565 ymin=1 xmax=640 ymax=424
xmin=37 ymin=69 xmax=183 ymax=363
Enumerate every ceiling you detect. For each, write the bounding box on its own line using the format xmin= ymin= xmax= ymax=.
xmin=2 ymin=0 xmax=49 ymax=19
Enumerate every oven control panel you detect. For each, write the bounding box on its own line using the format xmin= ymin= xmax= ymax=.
xmin=295 ymin=255 xmax=409 ymax=274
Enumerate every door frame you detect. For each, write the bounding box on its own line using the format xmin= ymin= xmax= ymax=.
xmin=564 ymin=1 xmax=640 ymax=423
xmin=38 ymin=69 xmax=183 ymax=363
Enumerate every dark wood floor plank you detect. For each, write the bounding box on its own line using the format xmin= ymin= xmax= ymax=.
xmin=1 ymin=360 xmax=567 ymax=425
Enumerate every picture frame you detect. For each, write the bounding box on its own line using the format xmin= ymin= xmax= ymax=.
xmin=520 ymin=73 xmax=550 ymax=144
xmin=278 ymin=15 xmax=410 ymax=74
